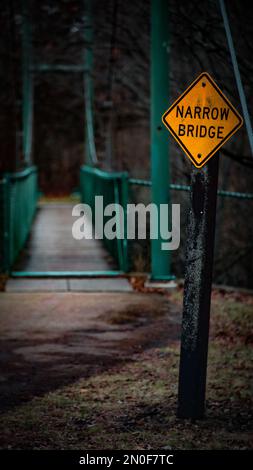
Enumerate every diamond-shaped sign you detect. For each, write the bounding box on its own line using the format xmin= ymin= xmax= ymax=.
xmin=162 ymin=72 xmax=243 ymax=168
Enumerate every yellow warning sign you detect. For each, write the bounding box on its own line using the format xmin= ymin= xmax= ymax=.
xmin=162 ymin=72 xmax=243 ymax=168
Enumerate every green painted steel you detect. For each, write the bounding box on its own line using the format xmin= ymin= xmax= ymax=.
xmin=11 ymin=270 xmax=125 ymax=278
xmin=216 ymin=189 xmax=253 ymax=199
xmin=31 ymin=64 xmax=89 ymax=73
xmin=84 ymin=0 xmax=97 ymax=165
xmin=129 ymin=178 xmax=152 ymax=187
xmin=22 ymin=0 xmax=33 ymax=166
xmin=129 ymin=178 xmax=253 ymax=199
xmin=0 ymin=167 xmax=38 ymax=273
xmin=80 ymin=165 xmax=128 ymax=271
xmin=0 ymin=178 xmax=10 ymax=272
xmin=151 ymin=0 xmax=171 ymax=280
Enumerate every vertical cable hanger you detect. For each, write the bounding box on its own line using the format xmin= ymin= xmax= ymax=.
xmin=104 ymin=0 xmax=119 ymax=169
xmin=7 ymin=0 xmax=19 ymax=169
xmin=107 ymin=0 xmax=119 ymax=103
xmin=219 ymin=0 xmax=253 ymax=156
xmin=84 ymin=0 xmax=98 ymax=165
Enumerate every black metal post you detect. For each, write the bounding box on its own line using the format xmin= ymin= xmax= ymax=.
xmin=177 ymin=153 xmax=219 ymax=419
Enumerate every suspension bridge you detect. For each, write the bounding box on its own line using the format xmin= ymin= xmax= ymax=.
xmin=0 ymin=0 xmax=252 ymax=433
xmin=0 ymin=0 xmax=252 ymax=288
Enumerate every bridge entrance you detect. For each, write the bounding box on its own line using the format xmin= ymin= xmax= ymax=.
xmin=12 ymin=202 xmax=116 ymax=276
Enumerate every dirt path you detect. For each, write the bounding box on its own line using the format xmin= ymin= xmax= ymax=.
xmin=0 ymin=292 xmax=180 ymax=411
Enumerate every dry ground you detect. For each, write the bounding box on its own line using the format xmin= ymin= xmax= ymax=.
xmin=0 ymin=288 xmax=252 ymax=449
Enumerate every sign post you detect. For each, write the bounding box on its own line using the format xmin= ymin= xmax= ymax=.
xmin=162 ymin=72 xmax=243 ymax=419
xmin=177 ymin=155 xmax=219 ymax=419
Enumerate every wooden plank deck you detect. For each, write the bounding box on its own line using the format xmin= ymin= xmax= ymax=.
xmin=13 ymin=202 xmax=116 ymax=272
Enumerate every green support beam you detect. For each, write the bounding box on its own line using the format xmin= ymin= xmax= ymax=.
xmin=151 ymin=0 xmax=172 ymax=280
xmin=84 ymin=0 xmax=97 ymax=165
xmin=11 ymin=271 xmax=125 ymax=278
xmin=31 ymin=64 xmax=89 ymax=73
xmin=22 ymin=0 xmax=33 ymax=166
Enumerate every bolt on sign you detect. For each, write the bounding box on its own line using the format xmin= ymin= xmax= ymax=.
xmin=162 ymin=72 xmax=243 ymax=168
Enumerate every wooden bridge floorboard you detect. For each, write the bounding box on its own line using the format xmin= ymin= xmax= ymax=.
xmin=13 ymin=203 xmax=116 ymax=272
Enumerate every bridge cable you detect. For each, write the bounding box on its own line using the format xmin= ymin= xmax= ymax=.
xmin=104 ymin=0 xmax=119 ymax=169
xmin=219 ymin=0 xmax=253 ymax=157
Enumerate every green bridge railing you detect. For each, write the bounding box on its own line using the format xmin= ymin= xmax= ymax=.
xmin=0 ymin=167 xmax=38 ymax=273
xmin=80 ymin=165 xmax=128 ymax=272
xmin=80 ymin=165 xmax=253 ymax=276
